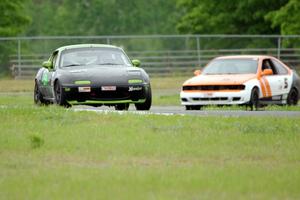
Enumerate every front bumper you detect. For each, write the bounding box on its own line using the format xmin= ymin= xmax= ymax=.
xmin=62 ymin=83 xmax=148 ymax=105
xmin=180 ymin=90 xmax=251 ymax=106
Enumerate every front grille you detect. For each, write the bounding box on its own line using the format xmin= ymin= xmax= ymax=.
xmin=192 ymin=97 xmax=228 ymax=101
xmin=183 ymin=85 xmax=245 ymax=91
xmin=94 ymin=86 xmax=130 ymax=99
xmin=232 ymin=97 xmax=241 ymax=101
xmin=66 ymin=86 xmax=145 ymax=101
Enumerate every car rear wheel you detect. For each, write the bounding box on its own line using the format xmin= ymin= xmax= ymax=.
xmin=287 ymin=88 xmax=298 ymax=105
xmin=54 ymin=80 xmax=70 ymax=107
xmin=115 ymin=103 xmax=129 ymax=110
xmin=34 ymin=81 xmax=49 ymax=105
xmin=249 ymin=87 xmax=259 ymax=111
xmin=135 ymin=85 xmax=152 ymax=110
xmin=185 ymin=105 xmax=202 ymax=110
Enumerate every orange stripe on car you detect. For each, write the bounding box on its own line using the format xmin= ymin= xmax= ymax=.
xmin=262 ymin=77 xmax=272 ymax=97
xmin=259 ymin=78 xmax=267 ymax=97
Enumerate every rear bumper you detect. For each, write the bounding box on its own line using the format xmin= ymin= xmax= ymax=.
xmin=62 ymin=83 xmax=148 ymax=104
xmin=180 ymin=90 xmax=251 ymax=106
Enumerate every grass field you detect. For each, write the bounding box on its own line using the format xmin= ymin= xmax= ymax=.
xmin=0 ymin=78 xmax=300 ymax=199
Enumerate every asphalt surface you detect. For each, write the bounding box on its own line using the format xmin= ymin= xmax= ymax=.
xmin=74 ymin=105 xmax=300 ymax=117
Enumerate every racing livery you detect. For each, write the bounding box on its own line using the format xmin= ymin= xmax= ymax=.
xmin=34 ymin=44 xmax=151 ymax=110
xmin=181 ymin=55 xmax=300 ymax=110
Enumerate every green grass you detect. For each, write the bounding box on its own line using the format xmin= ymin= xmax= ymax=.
xmin=1 ymin=78 xmax=300 ymax=199
xmin=0 ymin=104 xmax=300 ymax=199
xmin=0 ymin=79 xmax=34 ymax=93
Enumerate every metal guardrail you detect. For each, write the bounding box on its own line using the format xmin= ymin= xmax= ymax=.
xmin=1 ymin=34 xmax=300 ymax=78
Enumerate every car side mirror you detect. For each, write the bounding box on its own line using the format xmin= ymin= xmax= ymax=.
xmin=194 ymin=70 xmax=201 ymax=76
xmin=42 ymin=61 xmax=53 ymax=69
xmin=132 ymin=59 xmax=141 ymax=67
xmin=262 ymin=69 xmax=273 ymax=76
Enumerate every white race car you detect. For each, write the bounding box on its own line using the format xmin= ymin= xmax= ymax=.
xmin=180 ymin=55 xmax=300 ymax=110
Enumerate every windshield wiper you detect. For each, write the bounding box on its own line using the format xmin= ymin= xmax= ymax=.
xmin=62 ymin=64 xmax=82 ymax=67
xmin=204 ymin=73 xmax=221 ymax=75
xmin=96 ymin=63 xmax=121 ymax=65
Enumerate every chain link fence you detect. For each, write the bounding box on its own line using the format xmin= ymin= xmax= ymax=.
xmin=1 ymin=35 xmax=300 ymax=79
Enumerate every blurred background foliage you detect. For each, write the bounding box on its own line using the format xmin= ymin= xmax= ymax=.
xmin=0 ymin=0 xmax=300 ymax=76
xmin=24 ymin=0 xmax=179 ymax=36
xmin=2 ymin=0 xmax=300 ymax=37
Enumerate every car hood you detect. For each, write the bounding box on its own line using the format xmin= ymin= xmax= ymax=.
xmin=183 ymin=74 xmax=257 ymax=86
xmin=59 ymin=65 xmax=142 ymax=85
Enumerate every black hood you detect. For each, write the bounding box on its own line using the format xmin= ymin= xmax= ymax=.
xmin=58 ymin=65 xmax=143 ymax=85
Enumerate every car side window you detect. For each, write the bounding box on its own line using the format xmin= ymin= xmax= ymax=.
xmin=271 ymin=59 xmax=288 ymax=75
xmin=52 ymin=52 xmax=59 ymax=70
xmin=262 ymin=59 xmax=278 ymax=75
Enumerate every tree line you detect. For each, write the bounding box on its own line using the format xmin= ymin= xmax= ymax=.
xmin=0 ymin=0 xmax=300 ymax=75
xmin=2 ymin=0 xmax=300 ymax=37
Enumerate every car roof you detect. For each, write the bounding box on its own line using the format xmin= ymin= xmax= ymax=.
xmin=55 ymin=44 xmax=121 ymax=52
xmin=215 ymin=55 xmax=275 ymax=60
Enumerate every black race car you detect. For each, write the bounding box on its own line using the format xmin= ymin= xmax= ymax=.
xmin=34 ymin=44 xmax=151 ymax=110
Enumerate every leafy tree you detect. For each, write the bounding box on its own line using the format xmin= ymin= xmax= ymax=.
xmin=266 ymin=0 xmax=300 ymax=35
xmin=176 ymin=0 xmax=288 ymax=35
xmin=175 ymin=0 xmax=291 ymax=50
xmin=0 ymin=0 xmax=31 ymax=76
xmin=25 ymin=0 xmax=61 ymax=36
xmin=24 ymin=0 xmax=180 ymax=53
xmin=26 ymin=0 xmax=178 ymax=36
xmin=0 ymin=0 xmax=31 ymax=36
xmin=266 ymin=0 xmax=300 ymax=48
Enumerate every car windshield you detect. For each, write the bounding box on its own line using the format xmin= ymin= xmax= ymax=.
xmin=202 ymin=58 xmax=258 ymax=75
xmin=60 ymin=48 xmax=131 ymax=68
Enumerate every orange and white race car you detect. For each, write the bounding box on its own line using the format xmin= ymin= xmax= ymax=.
xmin=180 ymin=55 xmax=300 ymax=110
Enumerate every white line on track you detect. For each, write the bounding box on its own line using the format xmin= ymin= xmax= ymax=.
xmin=74 ymin=107 xmax=182 ymax=116
xmin=73 ymin=106 xmax=300 ymax=117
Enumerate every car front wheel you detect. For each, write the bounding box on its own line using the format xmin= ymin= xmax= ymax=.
xmin=249 ymin=87 xmax=259 ymax=111
xmin=287 ymin=88 xmax=298 ymax=105
xmin=135 ymin=85 xmax=152 ymax=110
xmin=34 ymin=81 xmax=49 ymax=105
xmin=54 ymin=80 xmax=70 ymax=107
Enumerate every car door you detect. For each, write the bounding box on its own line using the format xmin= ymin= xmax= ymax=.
xmin=40 ymin=68 xmax=50 ymax=96
xmin=262 ymin=58 xmax=285 ymax=100
xmin=42 ymin=51 xmax=59 ymax=99
xmin=261 ymin=59 xmax=282 ymax=97
xmin=270 ymin=58 xmax=292 ymax=97
xmin=261 ymin=58 xmax=292 ymax=100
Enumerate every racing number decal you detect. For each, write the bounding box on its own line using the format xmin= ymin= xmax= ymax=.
xmin=284 ymin=78 xmax=288 ymax=89
xmin=42 ymin=71 xmax=49 ymax=86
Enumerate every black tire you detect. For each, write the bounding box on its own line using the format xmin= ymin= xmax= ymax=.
xmin=115 ymin=103 xmax=129 ymax=111
xmin=54 ymin=80 xmax=70 ymax=107
xmin=185 ymin=105 xmax=202 ymax=110
xmin=287 ymin=88 xmax=298 ymax=105
xmin=34 ymin=81 xmax=49 ymax=105
xmin=249 ymin=87 xmax=259 ymax=111
xmin=135 ymin=85 xmax=152 ymax=110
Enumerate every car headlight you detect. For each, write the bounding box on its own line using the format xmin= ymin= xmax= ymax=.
xmin=127 ymin=70 xmax=141 ymax=76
